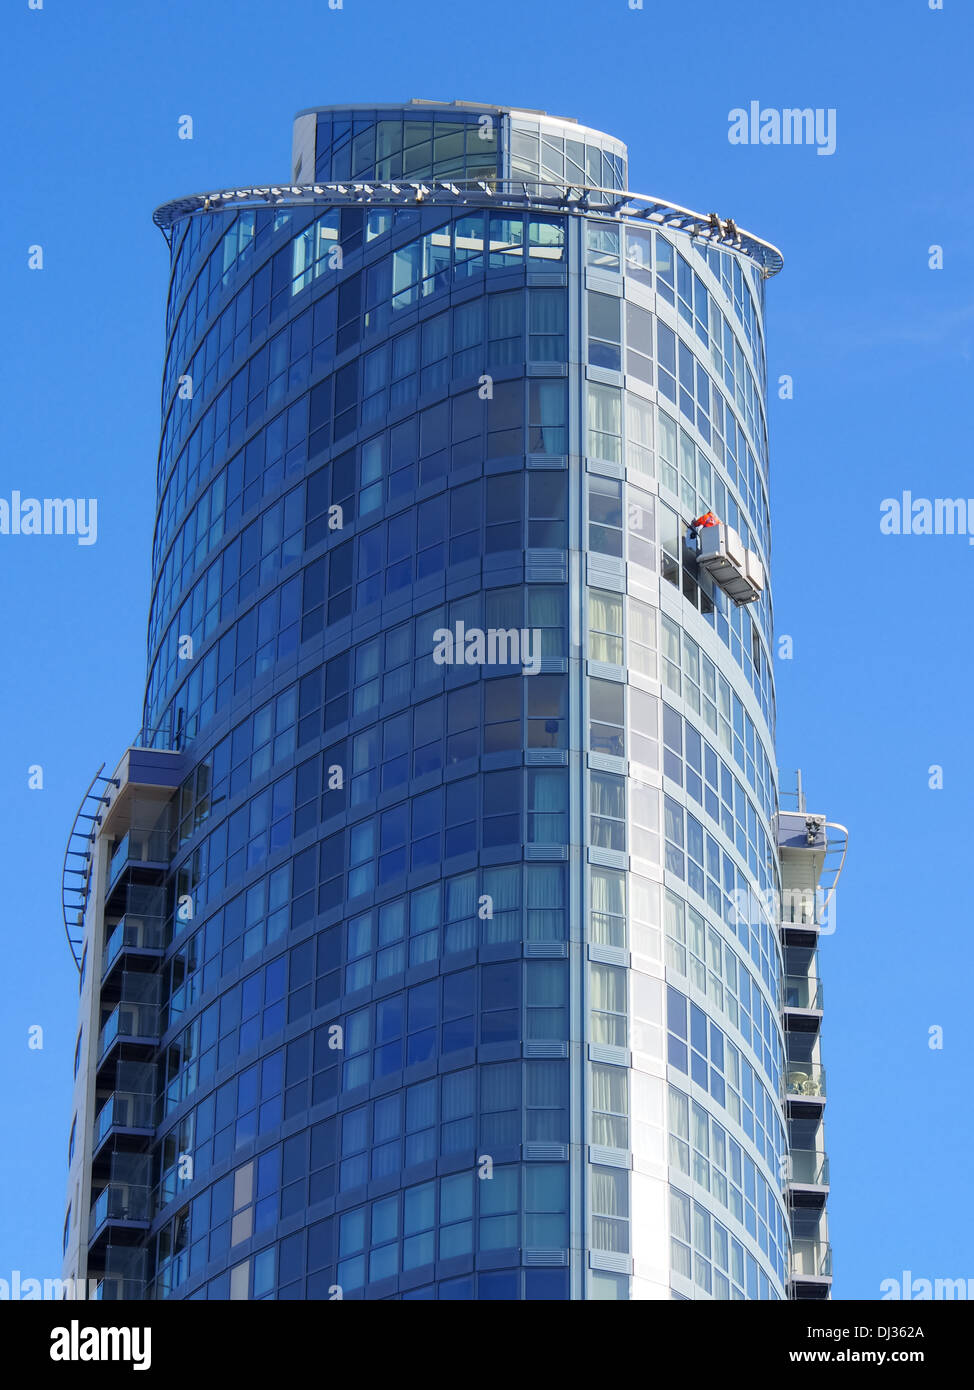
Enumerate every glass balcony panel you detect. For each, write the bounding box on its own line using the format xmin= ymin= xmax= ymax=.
xmin=107 ymin=833 xmax=130 ymax=890
xmin=783 ymin=974 xmax=823 ymax=1010
xmin=96 ymin=1276 xmax=146 ymax=1300
xmin=102 ymin=914 xmax=165 ymax=973
xmin=788 ymin=1149 xmax=830 ymax=1185
xmin=97 ymin=1003 xmax=160 ymax=1058
xmin=778 ymin=887 xmax=820 ymax=926
xmin=94 ymin=1091 xmax=155 ymax=1144
xmin=95 ymin=1246 xmax=147 ymax=1300
xmin=792 ymin=1238 xmax=832 ymax=1278
xmin=107 ymin=810 xmax=171 ymax=888
xmin=89 ymin=1184 xmax=150 ymax=1238
xmin=785 ymin=1062 xmax=826 ymax=1098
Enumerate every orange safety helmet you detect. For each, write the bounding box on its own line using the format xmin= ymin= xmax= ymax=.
xmin=691 ymin=511 xmax=720 ymax=529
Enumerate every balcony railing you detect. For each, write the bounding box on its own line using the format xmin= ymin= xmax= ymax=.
xmin=786 ymin=1063 xmax=826 ymax=1099
xmin=788 ymin=1149 xmax=830 ymax=1186
xmin=107 ymin=834 xmax=130 ymax=891
xmin=792 ymin=1238 xmax=833 ymax=1279
xmin=784 ymin=975 xmax=824 ymax=1010
xmin=102 ymin=915 xmax=165 ymax=976
xmin=91 ymin=1244 xmax=147 ymax=1299
xmin=95 ymin=1275 xmax=146 ymax=1300
xmin=94 ymin=1091 xmax=155 ymax=1147
xmin=779 ymin=892 xmax=822 ymax=927
xmin=97 ymin=1002 xmax=160 ymax=1060
xmin=108 ymin=828 xmax=169 ymax=890
xmin=89 ymin=1183 xmax=150 ymax=1239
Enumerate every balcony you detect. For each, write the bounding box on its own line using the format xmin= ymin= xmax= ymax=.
xmin=778 ymin=891 xmax=824 ymax=929
xmin=784 ymin=975 xmax=823 ymax=1012
xmin=107 ymin=826 xmax=169 ymax=893
xmin=792 ymin=1238 xmax=833 ymax=1280
xmin=93 ymin=1090 xmax=155 ymax=1156
xmin=91 ymin=1245 xmax=147 ymax=1301
xmin=95 ymin=1274 xmax=146 ymax=1300
xmin=788 ymin=1149 xmax=830 ymax=1187
xmin=88 ymin=1181 xmax=150 ymax=1244
xmin=786 ymin=1063 xmax=826 ymax=1099
xmin=88 ymin=1150 xmax=152 ymax=1251
xmin=97 ymin=1001 xmax=160 ymax=1063
xmin=102 ymin=913 xmax=165 ymax=980
xmin=783 ymin=978 xmax=822 ymax=1023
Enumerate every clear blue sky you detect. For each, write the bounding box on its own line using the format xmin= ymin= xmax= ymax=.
xmin=1 ymin=0 xmax=970 ymax=1299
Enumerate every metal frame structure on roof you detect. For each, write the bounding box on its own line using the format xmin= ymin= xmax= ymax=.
xmin=61 ymin=764 xmax=119 ymax=973
xmin=152 ymin=179 xmax=784 ymax=276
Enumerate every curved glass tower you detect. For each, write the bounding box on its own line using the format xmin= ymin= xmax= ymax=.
xmin=62 ymin=101 xmax=843 ymax=1301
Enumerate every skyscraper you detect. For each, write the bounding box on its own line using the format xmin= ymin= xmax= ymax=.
xmin=62 ymin=101 xmax=845 ymax=1301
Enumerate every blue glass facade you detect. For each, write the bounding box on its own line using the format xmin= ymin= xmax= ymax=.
xmin=65 ymin=103 xmax=835 ymax=1303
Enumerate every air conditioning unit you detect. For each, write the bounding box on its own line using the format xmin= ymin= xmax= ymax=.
xmin=696 ymin=524 xmax=763 ymax=605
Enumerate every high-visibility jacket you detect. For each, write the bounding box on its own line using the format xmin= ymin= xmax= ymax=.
xmin=691 ymin=512 xmax=720 ymax=529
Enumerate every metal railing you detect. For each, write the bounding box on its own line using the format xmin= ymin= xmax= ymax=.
xmin=152 ymin=178 xmax=784 ymax=276
xmin=61 ymin=765 xmax=118 ymax=972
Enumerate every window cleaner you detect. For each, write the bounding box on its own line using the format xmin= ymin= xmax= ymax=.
xmin=687 ymin=511 xmax=720 ymax=542
xmin=692 ymin=514 xmax=765 ymax=605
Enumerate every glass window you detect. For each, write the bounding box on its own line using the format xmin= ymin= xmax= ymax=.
xmin=655 ymin=235 xmax=675 ymax=304
xmin=484 ymin=676 xmax=520 ymax=753
xmin=421 ymin=224 xmax=451 ymax=297
xmin=524 ymin=1163 xmax=569 ymax=1247
xmin=586 ymin=221 xmax=620 ymax=272
xmin=629 ymin=686 xmax=660 ymax=770
xmin=453 ymin=213 xmax=485 ymax=279
xmin=485 ymin=473 xmax=522 ymax=552
xmin=589 ymin=677 xmax=625 ymax=757
xmin=527 ymin=769 xmax=567 ymax=843
xmin=452 ymin=299 xmax=483 ymax=382
xmin=488 ymin=291 xmax=523 ymax=365
xmin=590 ymin=771 xmax=626 ymax=851
xmin=625 ymin=302 xmax=654 ymax=384
xmin=479 ymin=1164 xmax=519 ymax=1250
xmin=588 ymin=475 xmax=623 ymax=556
xmin=526 ymin=961 xmax=568 ymax=1040
xmin=527 ymin=673 xmax=567 ymax=749
xmin=587 ymin=383 xmax=621 ymax=463
xmin=625 ymin=225 xmax=653 ymax=286
xmin=528 ymin=217 xmax=566 ymax=264
xmin=528 ymin=470 xmax=567 ymax=545
xmin=591 ymin=1166 xmax=629 ymax=1252
xmin=529 ymin=381 xmax=567 ymax=456
xmin=590 ymin=867 xmax=626 ymax=948
xmin=588 ymin=589 xmax=623 ymax=664
xmin=626 ymin=392 xmax=654 ymax=477
xmin=489 ymin=214 xmax=524 ymax=267
xmin=590 ymin=963 xmax=627 ymax=1047
xmin=588 ymin=291 xmax=621 ymax=370
xmin=528 ymin=585 xmax=567 ymax=659
xmin=627 ymin=489 xmax=655 ymax=573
